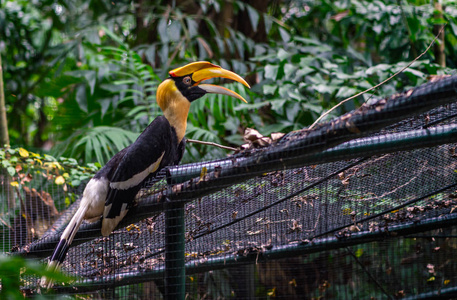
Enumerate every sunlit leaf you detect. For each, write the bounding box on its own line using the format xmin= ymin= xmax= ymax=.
xmin=18 ymin=147 xmax=29 ymax=158
xmin=186 ymin=18 xmax=198 ymax=38
xmin=278 ymin=27 xmax=290 ymax=42
xmin=264 ymin=64 xmax=279 ymax=80
xmin=7 ymin=167 xmax=16 ymax=177
xmin=101 ymin=26 xmax=127 ymax=47
xmin=264 ymin=13 xmax=272 ymax=33
xmin=10 ymin=181 xmax=19 ymax=187
xmin=336 ymin=87 xmax=358 ymax=99
xmin=169 ymin=21 xmax=181 ymax=42
xmin=55 ymin=175 xmax=65 ymax=185
xmin=158 ymin=18 xmax=168 ymax=43
xmin=355 ymin=248 xmax=364 ymax=257
xmin=277 ymin=49 xmax=290 ymax=61
xmin=246 ymin=4 xmax=259 ymax=32
xmin=75 ymin=84 xmax=87 ymax=112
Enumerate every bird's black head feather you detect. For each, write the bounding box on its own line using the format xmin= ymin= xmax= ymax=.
xmin=171 ymin=75 xmax=207 ymax=102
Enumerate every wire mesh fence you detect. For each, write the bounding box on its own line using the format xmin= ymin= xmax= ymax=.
xmin=3 ymin=75 xmax=457 ymax=299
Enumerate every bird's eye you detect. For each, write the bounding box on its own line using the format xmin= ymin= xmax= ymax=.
xmin=183 ymin=76 xmax=191 ymax=85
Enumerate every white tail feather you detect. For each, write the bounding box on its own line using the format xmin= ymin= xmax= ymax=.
xmin=40 ymin=201 xmax=88 ymax=289
xmin=62 ymin=204 xmax=88 ymax=245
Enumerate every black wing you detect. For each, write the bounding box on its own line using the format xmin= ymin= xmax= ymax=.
xmin=101 ymin=116 xmax=179 ymax=235
xmin=175 ymin=138 xmax=186 ymax=165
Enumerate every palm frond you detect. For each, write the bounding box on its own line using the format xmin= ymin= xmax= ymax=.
xmin=54 ymin=126 xmax=138 ymax=164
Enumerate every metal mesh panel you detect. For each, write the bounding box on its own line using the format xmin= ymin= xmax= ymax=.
xmin=4 ymin=76 xmax=457 ymax=299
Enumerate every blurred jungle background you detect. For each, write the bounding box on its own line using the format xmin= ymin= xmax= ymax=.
xmin=2 ymin=0 xmax=456 ymax=165
xmin=1 ymin=0 xmax=457 ymax=297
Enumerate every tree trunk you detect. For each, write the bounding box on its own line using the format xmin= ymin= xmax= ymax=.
xmin=0 ymin=54 xmax=15 ymax=209
xmin=0 ymin=54 xmax=9 ymax=147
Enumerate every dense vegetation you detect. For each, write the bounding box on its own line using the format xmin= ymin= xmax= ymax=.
xmin=2 ymin=0 xmax=456 ymax=164
xmin=1 ymin=1 xmax=457 ymax=298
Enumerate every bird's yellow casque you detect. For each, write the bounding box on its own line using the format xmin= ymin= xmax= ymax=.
xmin=41 ymin=61 xmax=249 ymax=289
xmin=157 ymin=61 xmax=249 ymax=142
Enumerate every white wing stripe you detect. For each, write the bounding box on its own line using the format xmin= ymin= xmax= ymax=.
xmin=110 ymin=152 xmax=165 ymax=190
xmin=101 ymin=208 xmax=129 ymax=236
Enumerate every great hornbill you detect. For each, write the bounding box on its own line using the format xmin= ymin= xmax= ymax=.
xmin=41 ymin=61 xmax=249 ymax=288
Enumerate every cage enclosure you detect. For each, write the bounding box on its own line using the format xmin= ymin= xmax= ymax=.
xmin=4 ymin=75 xmax=457 ymax=299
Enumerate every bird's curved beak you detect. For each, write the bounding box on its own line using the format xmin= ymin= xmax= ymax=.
xmin=169 ymin=61 xmax=250 ymax=103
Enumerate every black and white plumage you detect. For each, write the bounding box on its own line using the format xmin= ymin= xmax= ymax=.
xmin=101 ymin=116 xmax=185 ymax=236
xmin=42 ymin=117 xmax=184 ymax=286
xmin=41 ymin=61 xmax=249 ymax=288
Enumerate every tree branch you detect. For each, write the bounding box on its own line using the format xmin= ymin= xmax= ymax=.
xmin=186 ymin=139 xmax=237 ymax=151
xmin=0 ymin=54 xmax=9 ymax=147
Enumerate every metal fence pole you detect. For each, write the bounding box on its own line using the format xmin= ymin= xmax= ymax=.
xmin=164 ymin=199 xmax=185 ymax=299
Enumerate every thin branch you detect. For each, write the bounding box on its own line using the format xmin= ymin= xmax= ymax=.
xmin=346 ymin=246 xmax=394 ymax=299
xmin=309 ymin=24 xmax=446 ymax=130
xmin=15 ymin=186 xmax=34 ymax=244
xmin=186 ymin=139 xmax=237 ymax=151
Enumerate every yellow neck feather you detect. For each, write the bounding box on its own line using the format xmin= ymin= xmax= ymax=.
xmin=156 ymin=79 xmax=190 ymax=143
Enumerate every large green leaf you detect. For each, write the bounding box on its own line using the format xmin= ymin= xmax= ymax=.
xmin=58 ymin=126 xmax=138 ymax=164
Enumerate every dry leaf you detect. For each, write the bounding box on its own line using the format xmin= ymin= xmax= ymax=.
xmin=198 ymin=167 xmax=208 ymax=183
xmin=271 ymin=132 xmax=285 ymax=141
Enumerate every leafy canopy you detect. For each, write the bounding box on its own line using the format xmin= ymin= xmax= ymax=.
xmin=1 ymin=0 xmax=456 ymax=164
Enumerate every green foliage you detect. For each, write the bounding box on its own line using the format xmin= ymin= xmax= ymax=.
xmin=0 ymin=146 xmax=98 ymax=223
xmin=1 ymin=0 xmax=457 ymax=165
xmin=50 ymin=32 xmax=163 ymax=164
xmin=247 ymin=0 xmax=456 ymax=132
xmin=0 ymin=146 xmax=99 ymax=253
xmin=282 ymin=0 xmax=456 ymax=65
xmin=1 ymin=2 xmax=457 ymax=297
xmin=251 ymin=40 xmax=442 ymax=130
xmin=185 ymin=83 xmax=254 ymax=162
xmin=0 ymin=254 xmax=72 ymax=299
xmin=0 ymin=146 xmax=99 ymax=191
